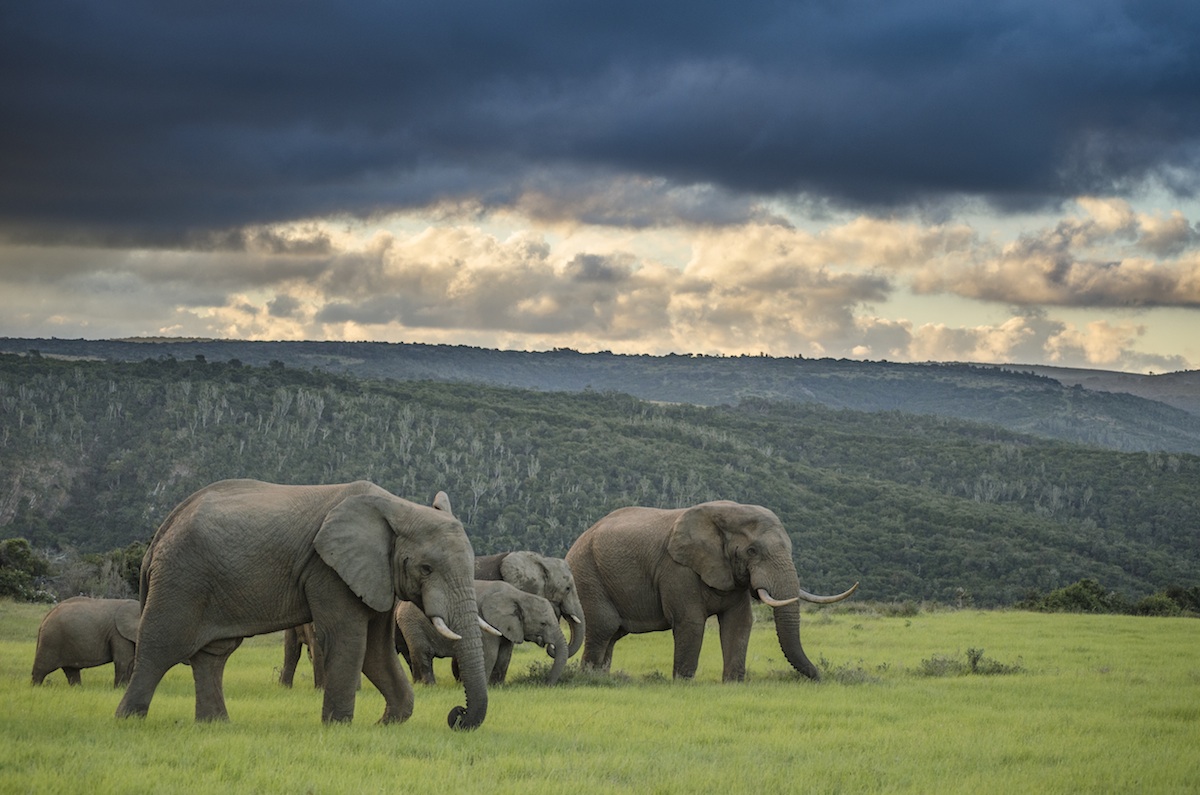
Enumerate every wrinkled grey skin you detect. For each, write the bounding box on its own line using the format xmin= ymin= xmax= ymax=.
xmin=32 ymin=597 xmax=140 ymax=687
xmin=475 ymin=551 xmax=585 ymax=661
xmin=115 ymin=479 xmax=487 ymax=729
xmin=566 ymin=501 xmax=857 ymax=681
xmin=397 ymin=580 xmax=567 ymax=686
xmin=279 ymin=623 xmax=325 ymax=689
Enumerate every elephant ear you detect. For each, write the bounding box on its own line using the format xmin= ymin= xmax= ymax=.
xmin=314 ymin=494 xmax=396 ymax=613
xmin=499 ymin=551 xmax=546 ymax=596
xmin=479 ymin=590 xmax=524 ymax=644
xmin=666 ymin=504 xmax=737 ymax=591
xmin=115 ymin=602 xmax=140 ymax=643
xmin=431 ymin=491 xmax=454 ymax=515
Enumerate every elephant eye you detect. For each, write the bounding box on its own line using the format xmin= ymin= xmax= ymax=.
xmin=745 ymin=545 xmax=759 ymax=557
xmin=419 ymin=563 xmax=434 ymax=576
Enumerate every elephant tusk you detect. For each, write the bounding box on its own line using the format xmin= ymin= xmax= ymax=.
xmin=756 ymin=588 xmax=800 ymax=607
xmin=432 ymin=616 xmax=462 ymax=641
xmin=798 ymin=582 xmax=860 ymax=604
xmin=567 ymin=613 xmax=582 ymax=624
xmin=478 ymin=616 xmax=504 ymax=637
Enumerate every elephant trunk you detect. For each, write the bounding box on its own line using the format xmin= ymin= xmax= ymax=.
xmin=771 ymin=601 xmax=821 ymax=680
xmin=544 ymin=626 xmax=568 ymax=686
xmin=565 ymin=614 xmax=583 ymax=659
xmin=445 ymin=597 xmax=488 ymax=730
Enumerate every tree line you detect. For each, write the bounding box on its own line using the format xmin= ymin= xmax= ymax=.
xmin=1 ymin=352 xmax=1198 ymax=606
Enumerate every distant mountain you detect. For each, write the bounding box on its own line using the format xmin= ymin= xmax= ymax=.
xmin=4 ymin=337 xmax=1200 ymax=454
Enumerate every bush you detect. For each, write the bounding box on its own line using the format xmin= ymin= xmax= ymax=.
xmin=0 ymin=538 xmax=53 ymax=602
xmin=1022 ymin=579 xmax=1130 ymax=614
xmin=1131 ymin=594 xmax=1182 ymax=617
xmin=918 ymin=648 xmax=1024 ymax=677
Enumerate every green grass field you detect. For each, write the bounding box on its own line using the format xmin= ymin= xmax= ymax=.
xmin=2 ymin=599 xmax=1197 ymax=794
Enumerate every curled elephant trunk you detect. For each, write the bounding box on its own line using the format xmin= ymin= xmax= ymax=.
xmin=543 ymin=626 xmax=568 ymax=686
xmin=565 ymin=613 xmax=583 ymax=659
xmin=445 ymin=601 xmax=488 ymax=730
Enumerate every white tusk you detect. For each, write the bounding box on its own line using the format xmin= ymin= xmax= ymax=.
xmin=757 ymin=588 xmax=800 ymax=607
xmin=478 ymin=616 xmax=503 ymax=637
xmin=432 ymin=616 xmax=461 ymax=641
xmin=798 ymin=582 xmax=860 ymax=604
xmin=568 ymin=613 xmax=582 ymax=624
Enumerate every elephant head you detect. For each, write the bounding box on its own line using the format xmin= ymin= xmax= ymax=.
xmin=314 ymin=489 xmax=487 ymax=729
xmin=666 ymin=501 xmax=857 ymax=680
xmin=476 ymin=580 xmax=568 ymax=686
xmin=497 ymin=551 xmax=585 ymax=658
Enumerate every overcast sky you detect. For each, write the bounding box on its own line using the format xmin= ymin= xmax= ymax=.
xmin=3 ymin=0 xmax=1199 ymax=373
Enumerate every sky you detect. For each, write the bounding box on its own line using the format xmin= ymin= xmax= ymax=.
xmin=3 ymin=0 xmax=1200 ymax=373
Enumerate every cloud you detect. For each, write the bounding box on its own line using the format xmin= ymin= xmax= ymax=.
xmin=4 ymin=1 xmax=1200 ymax=244
xmin=910 ymin=199 xmax=1200 ymax=308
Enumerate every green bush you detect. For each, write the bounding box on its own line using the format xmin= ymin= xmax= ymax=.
xmin=0 ymin=538 xmax=53 ymax=602
xmin=1131 ymin=594 xmax=1182 ymax=617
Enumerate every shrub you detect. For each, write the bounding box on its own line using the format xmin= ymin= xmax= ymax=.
xmin=918 ymin=648 xmax=1024 ymax=677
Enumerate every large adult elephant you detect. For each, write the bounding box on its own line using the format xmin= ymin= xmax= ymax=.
xmin=115 ymin=479 xmax=487 ymax=729
xmin=474 ymin=551 xmax=585 ymax=659
xmin=565 ymin=501 xmax=857 ymax=681
xmin=32 ymin=597 xmax=140 ymax=687
xmin=397 ymin=580 xmax=567 ymax=686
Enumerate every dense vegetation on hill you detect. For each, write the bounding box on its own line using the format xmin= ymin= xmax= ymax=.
xmin=4 ymin=337 xmax=1200 ymax=455
xmin=2 ymin=352 xmax=1197 ymax=606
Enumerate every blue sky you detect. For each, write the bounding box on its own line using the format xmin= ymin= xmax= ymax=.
xmin=2 ymin=0 xmax=1198 ymax=372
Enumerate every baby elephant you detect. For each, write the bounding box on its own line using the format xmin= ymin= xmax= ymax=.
xmin=397 ymin=580 xmax=567 ymax=686
xmin=32 ymin=597 xmax=140 ymax=687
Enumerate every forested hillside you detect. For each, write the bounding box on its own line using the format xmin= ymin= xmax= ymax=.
xmin=2 ymin=352 xmax=1197 ymax=606
xmin=4 ymin=337 xmax=1200 ymax=455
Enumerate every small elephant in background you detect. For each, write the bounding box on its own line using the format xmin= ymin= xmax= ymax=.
xmin=32 ymin=596 xmax=140 ymax=687
xmin=398 ymin=580 xmax=568 ymax=686
xmin=474 ymin=551 xmax=585 ymax=661
xmin=279 ymin=623 xmax=325 ymax=688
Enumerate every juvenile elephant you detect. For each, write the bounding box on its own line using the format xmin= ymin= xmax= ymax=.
xmin=565 ymin=501 xmax=857 ymax=681
xmin=474 ymin=551 xmax=585 ymax=658
xmin=397 ymin=580 xmax=568 ymax=686
xmin=115 ymin=479 xmax=487 ymax=729
xmin=279 ymin=623 xmax=325 ymax=688
xmin=32 ymin=597 xmax=140 ymax=687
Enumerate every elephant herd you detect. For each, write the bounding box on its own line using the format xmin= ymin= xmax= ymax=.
xmin=31 ymin=478 xmax=857 ymax=731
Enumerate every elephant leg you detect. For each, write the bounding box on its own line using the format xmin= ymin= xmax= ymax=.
xmin=490 ymin=642 xmax=513 ymax=685
xmin=307 ymin=626 xmax=326 ymax=689
xmin=116 ymin=653 xmax=176 ymax=718
xmin=717 ymin=599 xmax=752 ymax=682
xmin=599 ymin=628 xmax=627 ymax=672
xmin=63 ymin=667 xmax=82 ymax=686
xmin=359 ymin=610 xmax=413 ymax=725
xmin=581 ymin=601 xmax=623 ymax=672
xmin=310 ymin=596 xmax=371 ymax=723
xmin=280 ymin=627 xmax=301 ymax=687
xmin=191 ymin=638 xmax=242 ymax=722
xmin=670 ymin=618 xmax=707 ymax=679
xmin=410 ymin=647 xmax=437 ymax=686
xmin=112 ymin=640 xmax=136 ymax=688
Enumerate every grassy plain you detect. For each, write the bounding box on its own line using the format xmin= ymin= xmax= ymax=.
xmin=1 ymin=599 xmax=1197 ymax=794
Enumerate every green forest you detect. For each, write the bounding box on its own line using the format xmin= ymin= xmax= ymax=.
xmin=1 ymin=351 xmax=1197 ymax=606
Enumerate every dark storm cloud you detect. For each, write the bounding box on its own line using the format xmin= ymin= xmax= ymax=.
xmin=3 ymin=0 xmax=1199 ymax=242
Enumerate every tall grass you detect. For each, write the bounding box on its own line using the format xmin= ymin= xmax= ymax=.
xmin=2 ymin=599 xmax=1197 ymax=793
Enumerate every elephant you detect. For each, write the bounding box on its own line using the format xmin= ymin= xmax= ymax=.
xmin=565 ymin=501 xmax=858 ymax=681
xmin=397 ymin=579 xmax=567 ymax=686
xmin=31 ymin=596 xmax=140 ymax=687
xmin=279 ymin=623 xmax=325 ymax=688
xmin=474 ymin=551 xmax=585 ymax=659
xmin=114 ymin=479 xmax=487 ymax=729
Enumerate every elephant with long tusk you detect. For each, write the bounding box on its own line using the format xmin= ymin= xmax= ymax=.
xmin=565 ymin=500 xmax=857 ymax=681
